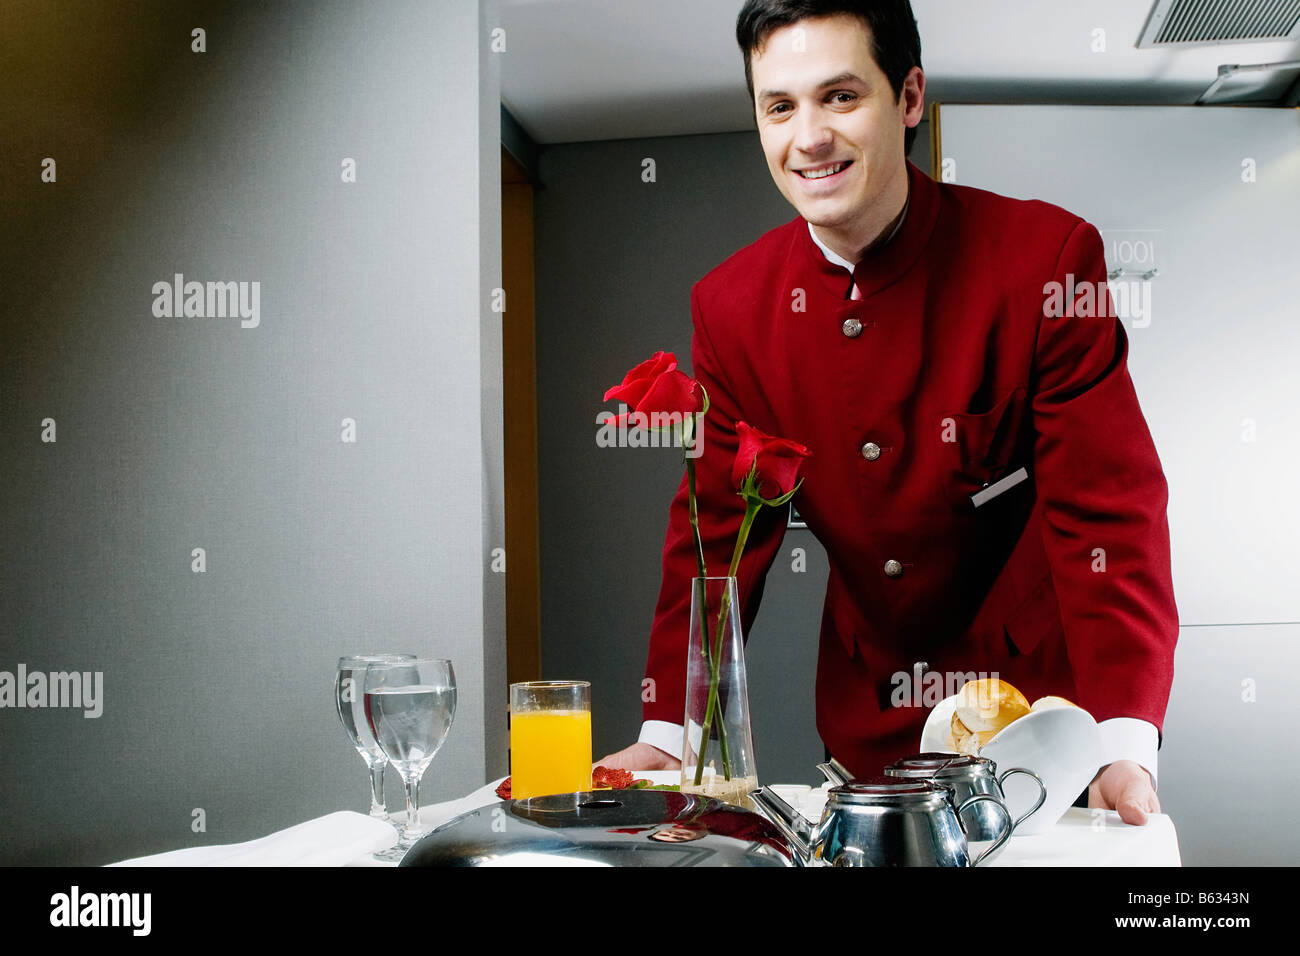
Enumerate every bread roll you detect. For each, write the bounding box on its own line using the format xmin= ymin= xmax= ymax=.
xmin=1030 ymin=695 xmax=1078 ymax=712
xmin=949 ymin=712 xmax=996 ymax=755
xmin=944 ymin=684 xmax=1081 ymax=754
xmin=954 ymin=678 xmax=1031 ymax=733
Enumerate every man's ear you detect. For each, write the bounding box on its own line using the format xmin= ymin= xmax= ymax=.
xmin=901 ymin=66 xmax=926 ymax=129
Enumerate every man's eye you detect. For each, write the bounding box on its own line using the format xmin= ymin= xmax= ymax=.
xmin=768 ymin=102 xmax=791 ymax=115
xmin=830 ymin=91 xmax=857 ymax=104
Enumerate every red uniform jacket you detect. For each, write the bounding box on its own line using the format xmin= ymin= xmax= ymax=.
xmin=642 ymin=160 xmax=1179 ymax=778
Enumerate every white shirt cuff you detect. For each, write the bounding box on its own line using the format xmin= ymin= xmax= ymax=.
xmin=638 ymin=720 xmax=684 ymax=762
xmin=1097 ymin=717 xmax=1159 ymax=789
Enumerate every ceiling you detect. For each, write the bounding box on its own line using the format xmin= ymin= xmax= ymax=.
xmin=498 ymin=0 xmax=1300 ymax=144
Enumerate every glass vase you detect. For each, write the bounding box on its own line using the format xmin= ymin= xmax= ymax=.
xmin=681 ymin=576 xmax=759 ymax=809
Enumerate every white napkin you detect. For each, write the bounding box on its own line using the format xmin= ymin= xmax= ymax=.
xmin=107 ymin=811 xmax=397 ymax=867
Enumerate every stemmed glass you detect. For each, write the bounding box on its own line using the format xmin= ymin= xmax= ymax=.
xmin=334 ymin=654 xmax=415 ymax=823
xmin=363 ymin=658 xmax=457 ymax=861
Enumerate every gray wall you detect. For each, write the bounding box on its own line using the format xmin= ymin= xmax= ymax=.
xmin=0 ymin=0 xmax=505 ymax=865
xmin=938 ymin=104 xmax=1299 ymax=865
xmin=535 ymin=125 xmax=930 ymax=784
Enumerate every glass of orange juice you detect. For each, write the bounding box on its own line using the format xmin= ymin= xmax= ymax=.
xmin=509 ymin=681 xmax=592 ymax=799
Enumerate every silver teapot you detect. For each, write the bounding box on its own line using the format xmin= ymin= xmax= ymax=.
xmin=750 ymin=776 xmax=1012 ymax=867
xmin=884 ymin=752 xmax=1047 ymax=841
xmin=819 ymin=753 xmax=1047 ymax=842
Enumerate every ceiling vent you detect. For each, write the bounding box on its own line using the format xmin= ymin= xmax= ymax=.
xmin=1138 ymin=0 xmax=1300 ymax=47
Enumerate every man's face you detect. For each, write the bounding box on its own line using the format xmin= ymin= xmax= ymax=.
xmin=751 ymin=14 xmax=919 ymax=234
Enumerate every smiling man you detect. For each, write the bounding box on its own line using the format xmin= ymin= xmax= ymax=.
xmin=600 ymin=0 xmax=1178 ymax=826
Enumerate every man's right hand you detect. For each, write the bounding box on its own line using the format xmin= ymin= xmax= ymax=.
xmin=596 ymin=742 xmax=681 ymax=771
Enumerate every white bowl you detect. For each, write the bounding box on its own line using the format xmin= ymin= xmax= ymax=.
xmin=978 ymin=706 xmax=1101 ymax=835
xmin=918 ymin=693 xmax=960 ymax=753
xmin=916 ymin=694 xmax=1101 ymax=836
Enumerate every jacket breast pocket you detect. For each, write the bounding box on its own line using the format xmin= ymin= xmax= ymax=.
xmin=941 ymin=384 xmax=1030 ymax=512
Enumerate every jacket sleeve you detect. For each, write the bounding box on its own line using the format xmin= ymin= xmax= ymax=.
xmin=1031 ymin=219 xmax=1179 ymax=737
xmin=641 ymin=282 xmax=789 ymax=726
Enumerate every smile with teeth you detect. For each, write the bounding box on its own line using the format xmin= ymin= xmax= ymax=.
xmin=797 ymin=161 xmax=851 ymax=179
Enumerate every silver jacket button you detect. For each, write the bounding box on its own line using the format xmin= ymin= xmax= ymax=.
xmin=861 ymin=442 xmax=881 ymax=461
xmin=842 ymin=318 xmax=863 ymax=338
xmin=883 ymin=559 xmax=904 ymax=578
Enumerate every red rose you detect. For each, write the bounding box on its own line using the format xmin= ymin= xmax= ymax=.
xmin=731 ymin=421 xmax=812 ymax=502
xmin=603 ymin=351 xmax=704 ymax=428
xmin=604 ymin=351 xmax=675 ymax=406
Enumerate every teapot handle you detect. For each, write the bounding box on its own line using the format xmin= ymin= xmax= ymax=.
xmin=955 ymin=794 xmax=1012 ymax=867
xmin=997 ymin=767 xmax=1048 ymax=830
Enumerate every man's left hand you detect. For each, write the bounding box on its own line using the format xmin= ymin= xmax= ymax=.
xmin=1088 ymin=759 xmax=1160 ymax=825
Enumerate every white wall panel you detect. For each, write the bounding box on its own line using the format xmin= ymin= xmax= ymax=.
xmin=939 ymin=104 xmax=1300 ymax=627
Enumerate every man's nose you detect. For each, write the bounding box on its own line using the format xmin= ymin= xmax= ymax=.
xmin=792 ymin=107 xmax=834 ymax=155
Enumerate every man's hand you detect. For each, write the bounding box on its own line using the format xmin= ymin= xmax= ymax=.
xmin=1088 ymin=760 xmax=1160 ymax=825
xmin=596 ymin=742 xmax=681 ymax=771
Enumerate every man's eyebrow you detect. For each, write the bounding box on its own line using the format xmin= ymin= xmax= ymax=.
xmin=757 ymin=72 xmax=867 ymax=102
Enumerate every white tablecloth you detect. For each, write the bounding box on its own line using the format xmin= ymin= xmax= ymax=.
xmin=345 ymin=776 xmax=1181 ymax=867
xmin=106 ymin=775 xmax=1179 ymax=866
xmin=986 ymin=807 xmax=1180 ymax=866
xmin=111 ymin=811 xmax=399 ymax=867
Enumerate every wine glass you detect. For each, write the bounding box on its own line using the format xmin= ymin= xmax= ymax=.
xmin=363 ymin=658 xmax=457 ymax=861
xmin=334 ymin=654 xmax=414 ymax=823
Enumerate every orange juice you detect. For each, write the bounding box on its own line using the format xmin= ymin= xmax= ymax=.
xmin=510 ymin=709 xmax=592 ymax=798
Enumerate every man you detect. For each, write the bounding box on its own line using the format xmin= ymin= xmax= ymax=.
xmin=600 ymin=0 xmax=1177 ymax=826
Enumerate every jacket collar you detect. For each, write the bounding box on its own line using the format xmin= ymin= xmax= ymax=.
xmin=807 ymin=190 xmax=910 ymax=271
xmin=795 ymin=159 xmax=940 ymax=300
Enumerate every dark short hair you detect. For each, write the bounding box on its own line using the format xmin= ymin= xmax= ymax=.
xmin=736 ymin=0 xmax=923 ymax=157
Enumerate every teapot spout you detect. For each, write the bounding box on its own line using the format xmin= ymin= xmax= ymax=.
xmin=749 ymin=787 xmax=819 ymax=867
xmin=816 ymin=759 xmax=854 ymax=786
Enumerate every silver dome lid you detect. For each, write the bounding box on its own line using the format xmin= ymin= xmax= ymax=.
xmin=399 ymin=788 xmax=794 ymax=867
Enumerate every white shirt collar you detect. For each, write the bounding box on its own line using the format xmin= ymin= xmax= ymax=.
xmin=807 ymin=192 xmax=911 ymax=273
